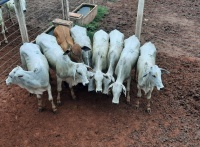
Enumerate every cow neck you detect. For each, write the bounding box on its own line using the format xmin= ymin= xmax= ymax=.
xmin=61 ymin=26 xmax=73 ymax=51
xmin=106 ymin=61 xmax=115 ymax=75
xmin=139 ymin=65 xmax=154 ymax=90
xmin=96 ymin=54 xmax=103 ymax=70
xmin=141 ymin=74 xmax=154 ymax=94
xmin=16 ymin=70 xmax=36 ymax=83
xmin=116 ymin=69 xmax=125 ymax=83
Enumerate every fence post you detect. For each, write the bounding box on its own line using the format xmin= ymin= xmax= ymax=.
xmin=14 ymin=0 xmax=29 ymax=43
xmin=135 ymin=0 xmax=145 ymax=40
xmin=61 ymin=0 xmax=70 ymax=20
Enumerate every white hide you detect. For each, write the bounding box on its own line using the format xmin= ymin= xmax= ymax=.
xmin=36 ymin=33 xmax=90 ymax=103
xmin=89 ymin=29 xmax=109 ymax=93
xmin=136 ymin=42 xmax=169 ymax=112
xmin=103 ymin=29 xmax=124 ymax=94
xmin=70 ymin=25 xmax=92 ymax=67
xmin=109 ymin=35 xmax=140 ymax=104
xmin=6 ymin=43 xmax=56 ymax=112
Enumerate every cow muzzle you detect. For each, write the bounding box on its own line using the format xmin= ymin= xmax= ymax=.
xmin=5 ymin=79 xmax=11 ymax=85
xmin=112 ymin=98 xmax=119 ymax=104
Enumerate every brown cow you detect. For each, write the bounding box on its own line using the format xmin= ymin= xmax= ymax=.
xmin=54 ymin=25 xmax=89 ymax=63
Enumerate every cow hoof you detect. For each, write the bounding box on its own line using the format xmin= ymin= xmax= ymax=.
xmin=72 ymin=96 xmax=78 ymax=100
xmin=126 ymin=100 xmax=131 ymax=105
xmin=125 ymin=100 xmax=131 ymax=106
xmin=146 ymin=108 xmax=151 ymax=113
xmin=29 ymin=93 xmax=34 ymax=96
xmin=57 ymin=102 xmax=62 ymax=106
xmin=135 ymin=105 xmax=139 ymax=110
xmin=38 ymin=107 xmax=44 ymax=112
xmin=5 ymin=40 xmax=8 ymax=44
xmin=52 ymin=108 xmax=57 ymax=114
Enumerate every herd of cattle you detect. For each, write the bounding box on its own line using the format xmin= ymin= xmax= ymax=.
xmin=5 ymin=24 xmax=169 ymax=113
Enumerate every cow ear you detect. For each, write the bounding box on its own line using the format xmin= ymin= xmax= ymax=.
xmin=90 ymin=75 xmax=94 ymax=79
xmin=103 ymin=74 xmax=109 ymax=79
xmin=81 ymin=46 xmax=91 ymax=51
xmin=160 ymin=68 xmax=170 ymax=74
xmin=63 ymin=50 xmax=70 ymax=55
xmin=85 ymin=65 xmax=93 ymax=71
xmin=121 ymin=84 xmax=126 ymax=97
xmin=111 ymin=76 xmax=115 ymax=82
xmin=34 ymin=68 xmax=39 ymax=73
xmin=108 ymin=83 xmax=113 ymax=92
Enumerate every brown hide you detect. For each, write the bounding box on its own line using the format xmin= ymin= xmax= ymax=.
xmin=54 ymin=25 xmax=83 ymax=63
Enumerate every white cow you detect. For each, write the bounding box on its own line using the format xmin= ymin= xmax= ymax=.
xmin=5 ymin=0 xmax=26 ymax=23
xmin=70 ymin=25 xmax=92 ymax=67
xmin=0 ymin=0 xmax=26 ymax=45
xmin=136 ymin=42 xmax=169 ymax=113
xmin=89 ymin=29 xmax=109 ymax=93
xmin=0 ymin=7 xmax=8 ymax=45
xmin=108 ymin=35 xmax=140 ymax=104
xmin=103 ymin=29 xmax=124 ymax=94
xmin=6 ymin=43 xmax=57 ymax=112
xmin=36 ymin=33 xmax=92 ymax=105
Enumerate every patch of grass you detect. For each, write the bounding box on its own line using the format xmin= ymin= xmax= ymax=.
xmin=83 ymin=6 xmax=109 ymax=39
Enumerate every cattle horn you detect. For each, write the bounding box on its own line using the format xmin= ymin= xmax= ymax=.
xmin=160 ymin=68 xmax=170 ymax=74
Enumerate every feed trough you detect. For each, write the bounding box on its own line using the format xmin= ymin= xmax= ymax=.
xmin=70 ymin=3 xmax=97 ymax=25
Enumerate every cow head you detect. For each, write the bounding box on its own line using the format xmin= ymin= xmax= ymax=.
xmin=9 ymin=0 xmax=26 ymax=12
xmin=63 ymin=44 xmax=91 ymax=63
xmin=73 ymin=63 xmax=92 ymax=86
xmin=89 ymin=70 xmax=107 ymax=93
xmin=21 ymin=0 xmax=26 ymax=12
xmin=6 ymin=66 xmax=27 ymax=85
xmin=6 ymin=66 xmax=20 ymax=85
xmin=103 ymin=74 xmax=115 ymax=95
xmin=81 ymin=46 xmax=92 ymax=66
xmin=141 ymin=64 xmax=170 ymax=90
xmin=87 ymin=70 xmax=95 ymax=91
xmin=108 ymin=82 xmax=126 ymax=104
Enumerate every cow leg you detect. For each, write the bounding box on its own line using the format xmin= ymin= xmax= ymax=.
xmin=69 ymin=85 xmax=76 ymax=100
xmin=146 ymin=88 xmax=153 ymax=113
xmin=126 ymin=76 xmax=131 ymax=104
xmin=36 ymin=94 xmax=43 ymax=112
xmin=136 ymin=85 xmax=142 ymax=109
xmin=1 ymin=20 xmax=8 ymax=44
xmin=88 ymin=78 xmax=95 ymax=91
xmin=56 ymin=76 xmax=62 ymax=105
xmin=47 ymin=84 xmax=57 ymax=113
xmin=7 ymin=9 xmax=14 ymax=24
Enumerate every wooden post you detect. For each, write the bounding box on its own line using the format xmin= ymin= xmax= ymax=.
xmin=61 ymin=0 xmax=70 ymax=20
xmin=14 ymin=0 xmax=29 ymax=43
xmin=135 ymin=0 xmax=145 ymax=40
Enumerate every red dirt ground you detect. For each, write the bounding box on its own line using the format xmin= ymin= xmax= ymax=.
xmin=0 ymin=0 xmax=199 ymax=146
